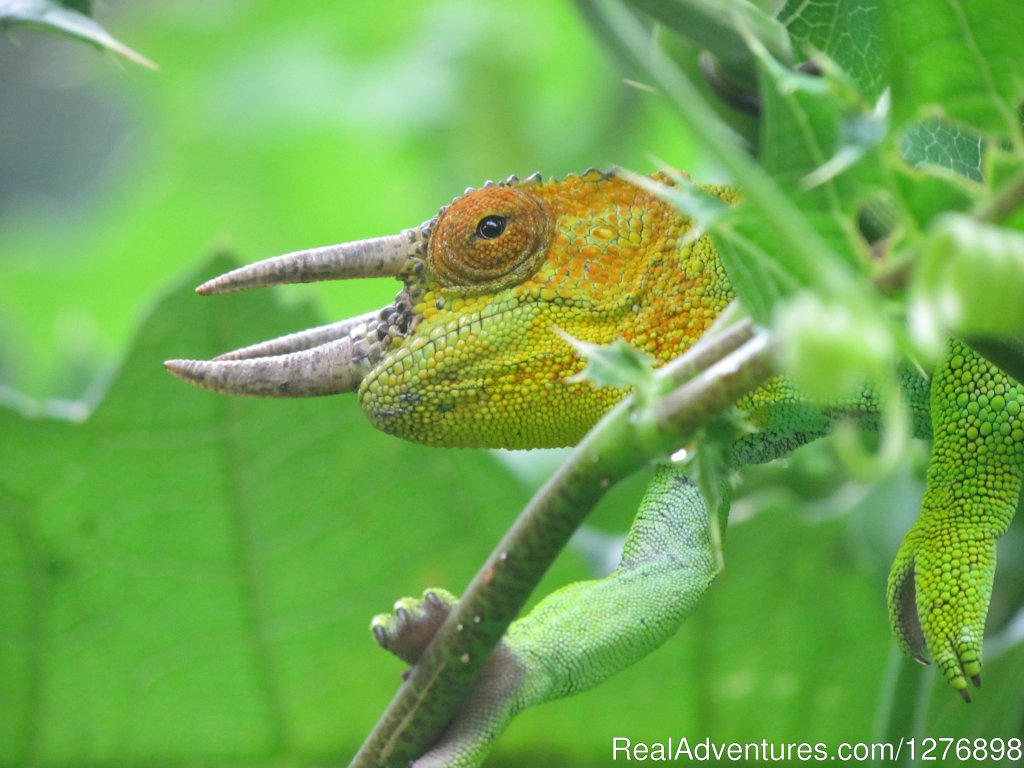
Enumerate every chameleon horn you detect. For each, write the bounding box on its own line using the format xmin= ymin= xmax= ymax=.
xmin=164 ymin=335 xmax=369 ymax=397
xmin=211 ymin=310 xmax=381 ymax=361
xmin=196 ymin=233 xmax=413 ymax=295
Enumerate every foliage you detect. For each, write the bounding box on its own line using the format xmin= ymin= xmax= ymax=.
xmin=0 ymin=0 xmax=154 ymax=68
xmin=2 ymin=0 xmax=1024 ymax=766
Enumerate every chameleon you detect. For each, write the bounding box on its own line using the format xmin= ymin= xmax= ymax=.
xmin=166 ymin=170 xmax=1023 ymax=767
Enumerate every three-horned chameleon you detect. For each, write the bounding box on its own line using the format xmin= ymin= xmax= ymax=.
xmin=167 ymin=170 xmax=1023 ymax=767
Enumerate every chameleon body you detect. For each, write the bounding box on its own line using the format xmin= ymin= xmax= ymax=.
xmin=167 ymin=171 xmax=1023 ymax=767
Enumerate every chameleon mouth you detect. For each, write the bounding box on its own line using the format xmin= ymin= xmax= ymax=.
xmin=165 ymin=231 xmax=424 ymax=397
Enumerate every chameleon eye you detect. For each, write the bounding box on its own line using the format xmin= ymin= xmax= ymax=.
xmin=475 ymin=215 xmax=508 ymax=240
xmin=428 ymin=187 xmax=551 ymax=290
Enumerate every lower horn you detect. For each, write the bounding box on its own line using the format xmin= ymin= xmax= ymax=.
xmin=165 ymin=335 xmax=369 ymax=397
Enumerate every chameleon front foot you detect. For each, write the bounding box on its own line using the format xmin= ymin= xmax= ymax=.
xmin=371 ymin=589 xmax=527 ymax=768
xmin=372 ymin=588 xmax=458 ymax=666
xmin=366 ymin=464 xmax=719 ymax=766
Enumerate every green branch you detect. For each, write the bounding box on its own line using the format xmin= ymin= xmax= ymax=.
xmin=349 ymin=318 xmax=773 ymax=766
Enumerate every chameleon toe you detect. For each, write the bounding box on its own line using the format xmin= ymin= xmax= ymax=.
xmin=371 ymin=589 xmax=459 ymax=665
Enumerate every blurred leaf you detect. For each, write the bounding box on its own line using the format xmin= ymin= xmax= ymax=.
xmin=910 ymin=214 xmax=1024 ymax=357
xmin=758 ymin=51 xmax=886 ymax=215
xmin=0 ymin=255 xmax=532 ymax=764
xmin=966 ymin=337 xmax=1024 ymax=385
xmin=775 ymin=291 xmax=894 ymax=401
xmin=710 ymin=46 xmax=881 ymax=321
xmin=880 ymin=0 xmax=1024 ymax=137
xmin=58 ymin=0 xmax=88 ymax=14
xmin=0 ymin=0 xmax=155 ymax=68
xmin=891 ymin=161 xmax=982 ymax=230
xmin=779 ymin=0 xmax=884 ymax=99
xmin=624 ymin=0 xmax=792 ymax=88
xmin=900 ymin=119 xmax=985 ymax=182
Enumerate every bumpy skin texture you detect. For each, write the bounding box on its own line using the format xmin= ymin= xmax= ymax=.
xmin=888 ymin=340 xmax=1023 ymax=697
xmin=360 ymin=172 xmax=736 ymax=448
xmin=348 ymin=172 xmax=1020 ymax=763
xmin=373 ymin=465 xmax=716 ymax=768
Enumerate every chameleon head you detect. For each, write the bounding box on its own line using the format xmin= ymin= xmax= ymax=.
xmin=166 ymin=172 xmax=730 ymax=448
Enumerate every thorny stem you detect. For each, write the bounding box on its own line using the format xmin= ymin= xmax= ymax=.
xmin=350 ymin=318 xmax=774 ymax=766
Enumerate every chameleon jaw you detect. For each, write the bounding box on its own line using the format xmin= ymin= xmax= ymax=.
xmin=165 ymin=231 xmax=424 ymax=397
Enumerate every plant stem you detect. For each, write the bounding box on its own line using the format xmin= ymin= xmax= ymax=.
xmin=349 ymin=322 xmax=774 ymax=766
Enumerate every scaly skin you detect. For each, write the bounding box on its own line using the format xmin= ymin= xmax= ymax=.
xmin=360 ymin=171 xmax=738 ymax=448
xmin=888 ymin=339 xmax=1023 ymax=697
xmin=372 ymin=464 xmax=717 ymax=767
xmin=174 ymin=170 xmax=1022 ymax=764
xmin=358 ymin=173 xmax=1020 ymax=761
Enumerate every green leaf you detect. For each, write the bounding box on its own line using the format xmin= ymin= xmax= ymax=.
xmin=711 ymin=207 xmax=808 ymax=320
xmin=757 ymin=51 xmax=885 ymax=222
xmin=900 ymin=119 xmax=985 ymax=182
xmin=58 ymin=0 xmax=89 ymax=14
xmin=966 ymin=336 xmax=1024 ymax=385
xmin=562 ymin=334 xmax=657 ymax=394
xmin=624 ymin=0 xmax=792 ymax=83
xmin=686 ymin=409 xmax=749 ymax=529
xmin=774 ymin=291 xmax=895 ymax=401
xmin=779 ymin=0 xmax=885 ymax=99
xmin=709 ymin=44 xmax=883 ymax=321
xmin=880 ymin=0 xmax=1024 ymax=137
xmin=910 ymin=213 xmax=1024 ymax=357
xmin=0 ymin=256 xmax=530 ymax=764
xmin=891 ymin=160 xmax=983 ymax=230
xmin=0 ymin=0 xmax=155 ymax=68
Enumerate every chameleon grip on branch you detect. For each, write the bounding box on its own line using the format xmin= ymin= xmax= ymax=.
xmin=167 ymin=170 xmax=1023 ymax=767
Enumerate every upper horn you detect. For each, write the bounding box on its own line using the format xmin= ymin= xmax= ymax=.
xmin=196 ymin=233 xmax=416 ymax=295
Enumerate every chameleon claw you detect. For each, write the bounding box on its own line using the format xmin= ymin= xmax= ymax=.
xmin=971 ymin=674 xmax=982 ymax=689
xmin=912 ymin=655 xmax=929 ymax=666
xmin=371 ymin=589 xmax=458 ymax=665
xmin=959 ymin=688 xmax=972 ymax=704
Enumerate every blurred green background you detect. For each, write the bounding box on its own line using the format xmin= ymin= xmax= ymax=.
xmin=3 ymin=2 xmax=1024 ymax=767
xmin=0 ymin=0 xmax=702 ymax=403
